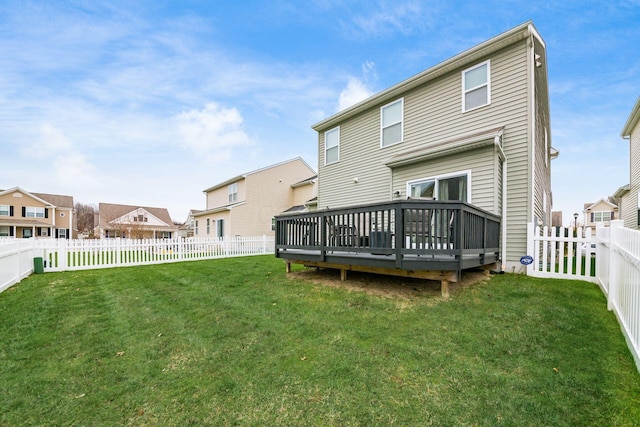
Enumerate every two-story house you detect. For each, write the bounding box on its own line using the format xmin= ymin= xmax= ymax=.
xmin=194 ymin=157 xmax=316 ymax=238
xmin=583 ymin=198 xmax=618 ymax=232
xmin=615 ymin=96 xmax=640 ymax=229
xmin=0 ymin=187 xmax=74 ymax=238
xmin=94 ymin=203 xmax=178 ymax=239
xmin=311 ymin=21 xmax=556 ymax=271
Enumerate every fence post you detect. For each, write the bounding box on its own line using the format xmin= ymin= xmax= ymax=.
xmin=526 ymin=222 xmax=535 ymax=275
xmin=58 ymin=239 xmax=69 ymax=271
xmin=607 ymin=220 xmax=623 ymax=311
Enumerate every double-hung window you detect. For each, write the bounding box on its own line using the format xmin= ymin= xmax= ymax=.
xmin=381 ymin=99 xmax=403 ymax=147
xmin=25 ymin=206 xmax=45 ymax=218
xmin=0 ymin=205 xmax=10 ymax=216
xmin=228 ymin=183 xmax=238 ymax=203
xmin=325 ymin=127 xmax=339 ymax=165
xmin=592 ymin=211 xmax=612 ymax=222
xmin=463 ymin=60 xmax=490 ymax=112
xmin=206 ymin=218 xmax=211 ymax=234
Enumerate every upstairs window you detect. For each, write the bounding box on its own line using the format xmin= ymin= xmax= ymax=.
xmin=381 ymin=99 xmax=403 ymax=147
xmin=228 ymin=183 xmax=238 ymax=203
xmin=463 ymin=61 xmax=490 ymax=112
xmin=324 ymin=127 xmax=340 ymax=165
xmin=25 ymin=206 xmax=45 ymax=218
xmin=0 ymin=205 xmax=10 ymax=216
xmin=592 ymin=211 xmax=612 ymax=222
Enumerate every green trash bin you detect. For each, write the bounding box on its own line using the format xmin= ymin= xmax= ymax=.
xmin=33 ymin=257 xmax=44 ymax=274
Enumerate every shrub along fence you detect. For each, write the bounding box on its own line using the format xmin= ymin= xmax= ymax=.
xmin=0 ymin=236 xmax=274 ymax=292
xmin=527 ymin=220 xmax=639 ymax=372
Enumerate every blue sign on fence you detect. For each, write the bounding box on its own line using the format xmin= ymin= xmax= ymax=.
xmin=520 ymin=255 xmax=534 ymax=265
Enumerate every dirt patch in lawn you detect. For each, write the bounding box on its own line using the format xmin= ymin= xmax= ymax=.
xmin=287 ymin=266 xmax=492 ymax=299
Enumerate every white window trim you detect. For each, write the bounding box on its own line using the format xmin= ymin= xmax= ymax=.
xmin=228 ymin=183 xmax=238 ymax=203
xmin=324 ymin=126 xmax=340 ymax=165
xmin=406 ymin=170 xmax=472 ymax=202
xmin=462 ymin=60 xmax=491 ymax=113
xmin=0 ymin=205 xmax=9 ymax=216
xmin=380 ymin=98 xmax=404 ymax=148
xmin=593 ymin=211 xmax=612 ymax=222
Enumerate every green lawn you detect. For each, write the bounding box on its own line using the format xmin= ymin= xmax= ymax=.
xmin=1 ymin=256 xmax=639 ymax=426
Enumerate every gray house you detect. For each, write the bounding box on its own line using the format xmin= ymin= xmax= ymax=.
xmin=312 ymin=21 xmax=557 ymax=271
xmin=614 ymin=96 xmax=640 ymax=228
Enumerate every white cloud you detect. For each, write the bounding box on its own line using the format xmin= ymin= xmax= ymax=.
xmin=175 ymin=103 xmax=254 ymax=164
xmin=337 ymin=78 xmax=374 ymax=112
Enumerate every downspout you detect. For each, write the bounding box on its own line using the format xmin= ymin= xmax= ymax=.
xmin=495 ymin=133 xmax=507 ymax=272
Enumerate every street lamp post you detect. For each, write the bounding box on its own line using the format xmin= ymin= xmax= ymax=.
xmin=573 ymin=212 xmax=579 ymax=230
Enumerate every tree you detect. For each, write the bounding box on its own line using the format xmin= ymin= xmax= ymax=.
xmin=75 ymin=203 xmax=97 ymax=235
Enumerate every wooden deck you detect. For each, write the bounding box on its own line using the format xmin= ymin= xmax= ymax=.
xmin=274 ymin=200 xmax=501 ymax=296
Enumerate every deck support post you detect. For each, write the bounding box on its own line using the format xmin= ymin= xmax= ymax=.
xmin=285 ymin=261 xmax=291 ymax=273
xmin=440 ymin=280 xmax=450 ymax=298
xmin=340 ymin=268 xmax=347 ymax=281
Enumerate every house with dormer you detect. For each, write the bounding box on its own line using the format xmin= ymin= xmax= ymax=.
xmin=0 ymin=187 xmax=74 ymax=239
xmin=94 ymin=203 xmax=177 ymax=239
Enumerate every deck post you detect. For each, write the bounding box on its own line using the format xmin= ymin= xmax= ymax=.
xmin=440 ymin=280 xmax=449 ymax=298
xmin=285 ymin=261 xmax=291 ymax=273
xmin=340 ymin=268 xmax=347 ymax=281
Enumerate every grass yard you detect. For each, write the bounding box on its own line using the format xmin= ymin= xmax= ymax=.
xmin=1 ymin=256 xmax=639 ymax=426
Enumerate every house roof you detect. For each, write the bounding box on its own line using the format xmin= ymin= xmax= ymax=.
xmin=202 ymin=157 xmax=316 ymax=193
xmin=32 ymin=192 xmax=74 ymax=209
xmin=385 ymin=127 xmax=504 ymax=168
xmin=583 ymin=198 xmax=618 ymax=212
xmin=0 ymin=187 xmax=73 ymax=208
xmin=621 ymin=96 xmax=640 ymax=137
xmin=613 ymin=184 xmax=630 ymax=198
xmin=312 ymin=21 xmax=543 ymax=132
xmin=291 ymin=175 xmax=317 ymax=188
xmin=97 ymin=202 xmax=176 ymax=230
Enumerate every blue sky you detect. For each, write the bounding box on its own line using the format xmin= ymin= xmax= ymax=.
xmin=1 ymin=1 xmax=639 ymax=223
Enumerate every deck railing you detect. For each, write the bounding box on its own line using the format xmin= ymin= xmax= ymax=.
xmin=275 ymin=200 xmax=501 ymax=272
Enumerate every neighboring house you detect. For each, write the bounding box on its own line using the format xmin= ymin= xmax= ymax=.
xmin=0 ymin=187 xmax=74 ymax=239
xmin=551 ymin=211 xmax=563 ymax=228
xmin=94 ymin=203 xmax=178 ymax=239
xmin=615 ymin=96 xmax=640 ymax=229
xmin=312 ymin=21 xmax=557 ymax=271
xmin=583 ymin=198 xmax=618 ymax=232
xmin=194 ymin=157 xmax=316 ymax=238
xmin=177 ymin=209 xmax=202 ymax=238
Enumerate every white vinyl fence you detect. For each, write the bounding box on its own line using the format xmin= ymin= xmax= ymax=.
xmin=527 ymin=220 xmax=639 ymax=372
xmin=0 ymin=236 xmax=274 ymax=291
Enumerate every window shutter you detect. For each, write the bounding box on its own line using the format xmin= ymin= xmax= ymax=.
xmin=45 ymin=208 xmax=49 ymax=218
xmin=9 ymin=227 xmax=14 ymax=237
xmin=22 ymin=207 xmax=26 ymax=217
xmin=10 ymin=206 xmax=13 ymax=216
xmin=591 ymin=213 xmax=594 ymax=222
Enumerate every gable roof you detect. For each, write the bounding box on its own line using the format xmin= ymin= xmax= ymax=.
xmin=622 ymin=96 xmax=640 ymax=138
xmin=583 ymin=198 xmax=618 ymax=212
xmin=0 ymin=187 xmax=73 ymax=208
xmin=313 ymin=21 xmax=543 ymax=132
xmin=202 ymin=157 xmax=316 ymax=193
xmin=97 ymin=202 xmax=176 ymax=230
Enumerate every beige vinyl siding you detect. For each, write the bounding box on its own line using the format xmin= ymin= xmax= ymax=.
xmin=206 ymin=179 xmax=246 ymax=208
xmin=231 ymin=160 xmax=316 ymax=236
xmin=390 ymin=145 xmax=499 ymax=213
xmin=318 ymin=39 xmax=531 ymax=264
